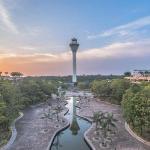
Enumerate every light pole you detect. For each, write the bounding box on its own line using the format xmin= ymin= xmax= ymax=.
xmin=69 ymin=38 xmax=79 ymax=86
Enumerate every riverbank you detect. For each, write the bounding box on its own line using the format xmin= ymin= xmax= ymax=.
xmin=0 ymin=99 xmax=68 ymax=150
xmin=77 ymin=96 xmax=150 ymax=150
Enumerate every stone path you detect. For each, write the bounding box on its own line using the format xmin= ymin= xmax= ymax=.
xmin=3 ymin=100 xmax=68 ymax=150
xmin=78 ymin=97 xmax=150 ymax=150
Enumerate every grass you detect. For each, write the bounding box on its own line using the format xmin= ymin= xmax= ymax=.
xmin=0 ymin=113 xmax=19 ymax=148
xmin=0 ymin=129 xmax=11 ymax=147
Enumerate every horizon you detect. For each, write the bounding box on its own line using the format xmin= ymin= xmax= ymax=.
xmin=0 ymin=72 xmax=124 ymax=77
xmin=0 ymin=0 xmax=150 ymax=76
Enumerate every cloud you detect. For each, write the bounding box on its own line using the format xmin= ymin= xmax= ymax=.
xmin=0 ymin=39 xmax=150 ymax=63
xmin=19 ymin=46 xmax=37 ymax=51
xmin=0 ymin=52 xmax=71 ymax=63
xmin=1 ymin=38 xmax=150 ymax=62
xmin=0 ymin=38 xmax=150 ymax=75
xmin=88 ymin=16 xmax=150 ymax=39
xmin=79 ymin=39 xmax=150 ymax=60
xmin=0 ymin=52 xmax=72 ymax=76
xmin=0 ymin=0 xmax=19 ymax=34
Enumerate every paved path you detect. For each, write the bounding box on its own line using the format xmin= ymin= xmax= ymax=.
xmin=4 ymin=101 xmax=68 ymax=150
xmin=78 ymin=98 xmax=150 ymax=150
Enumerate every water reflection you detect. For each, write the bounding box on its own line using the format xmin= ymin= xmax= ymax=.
xmin=50 ymin=97 xmax=91 ymax=150
xmin=52 ymin=133 xmax=63 ymax=150
xmin=70 ymin=97 xmax=80 ymax=135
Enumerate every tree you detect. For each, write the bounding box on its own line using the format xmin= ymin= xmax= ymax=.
xmin=91 ymin=80 xmax=111 ymax=98
xmin=11 ymin=72 xmax=23 ymax=83
xmin=0 ymin=72 xmax=2 ymax=80
xmin=91 ymin=111 xmax=117 ymax=148
xmin=0 ymin=77 xmax=58 ymax=145
xmin=92 ymin=112 xmax=101 ymax=131
xmin=37 ymin=80 xmax=57 ymax=97
xmin=142 ymin=85 xmax=150 ymax=98
xmin=11 ymin=72 xmax=23 ymax=77
xmin=111 ymin=79 xmax=130 ymax=104
xmin=77 ymin=82 xmax=90 ymax=90
xmin=19 ymin=80 xmax=45 ymax=104
xmin=91 ymin=111 xmax=105 ymax=132
xmin=105 ymin=113 xmax=117 ymax=131
xmin=133 ymin=93 xmax=148 ymax=135
xmin=4 ymin=72 xmax=8 ymax=77
xmin=0 ymin=100 xmax=9 ymax=130
xmin=124 ymin=71 xmax=131 ymax=77
xmin=91 ymin=79 xmax=131 ymax=104
xmin=0 ymin=81 xmax=21 ymax=118
xmin=54 ymin=105 xmax=63 ymax=122
xmin=122 ymin=89 xmax=136 ymax=127
xmin=122 ymin=84 xmax=150 ymax=137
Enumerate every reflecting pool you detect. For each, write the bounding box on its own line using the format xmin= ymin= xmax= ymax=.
xmin=50 ymin=97 xmax=91 ymax=150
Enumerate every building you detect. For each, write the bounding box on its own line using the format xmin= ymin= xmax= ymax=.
xmin=69 ymin=38 xmax=79 ymax=85
xmin=125 ymin=70 xmax=150 ymax=82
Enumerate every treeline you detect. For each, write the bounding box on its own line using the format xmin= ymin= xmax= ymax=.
xmin=0 ymin=78 xmax=57 ymax=146
xmin=91 ymin=79 xmax=150 ymax=140
xmin=122 ymin=84 xmax=150 ymax=139
xmin=30 ymin=74 xmax=123 ymax=83
xmin=91 ymin=79 xmax=130 ymax=104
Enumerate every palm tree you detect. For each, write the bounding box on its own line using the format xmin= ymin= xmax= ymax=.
xmin=11 ymin=72 xmax=23 ymax=83
xmin=0 ymin=72 xmax=2 ymax=79
xmin=100 ymin=113 xmax=117 ymax=148
xmin=11 ymin=72 xmax=23 ymax=78
xmin=0 ymin=72 xmax=3 ymax=80
xmin=54 ymin=105 xmax=63 ymax=122
xmin=92 ymin=112 xmax=101 ymax=131
xmin=101 ymin=119 xmax=108 ymax=138
xmin=91 ymin=111 xmax=106 ymax=131
xmin=99 ymin=118 xmax=110 ymax=148
xmin=106 ymin=113 xmax=117 ymax=131
xmin=98 ymin=111 xmax=106 ymax=125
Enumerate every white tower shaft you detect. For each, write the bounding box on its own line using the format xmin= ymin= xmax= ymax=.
xmin=72 ymin=51 xmax=77 ymax=83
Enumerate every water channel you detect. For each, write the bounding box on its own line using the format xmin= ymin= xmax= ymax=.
xmin=50 ymin=96 xmax=91 ymax=150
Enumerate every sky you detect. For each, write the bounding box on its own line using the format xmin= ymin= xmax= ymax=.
xmin=0 ymin=0 xmax=150 ymax=76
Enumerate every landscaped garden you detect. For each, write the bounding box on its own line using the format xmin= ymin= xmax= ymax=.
xmin=0 ymin=73 xmax=58 ymax=147
xmin=0 ymin=75 xmax=149 ymax=150
xmin=91 ymin=79 xmax=150 ymax=141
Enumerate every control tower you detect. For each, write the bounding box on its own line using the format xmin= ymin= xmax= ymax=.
xmin=69 ymin=38 xmax=79 ymax=85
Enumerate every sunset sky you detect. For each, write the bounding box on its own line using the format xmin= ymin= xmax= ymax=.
xmin=0 ymin=0 xmax=150 ymax=76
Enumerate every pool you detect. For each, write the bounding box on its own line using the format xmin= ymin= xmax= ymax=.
xmin=50 ymin=96 xmax=92 ymax=150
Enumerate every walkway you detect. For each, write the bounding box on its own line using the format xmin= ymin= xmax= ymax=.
xmin=78 ymin=97 xmax=150 ymax=150
xmin=3 ymin=100 xmax=68 ymax=150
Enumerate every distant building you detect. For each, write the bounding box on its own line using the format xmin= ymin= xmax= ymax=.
xmin=125 ymin=70 xmax=150 ymax=82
